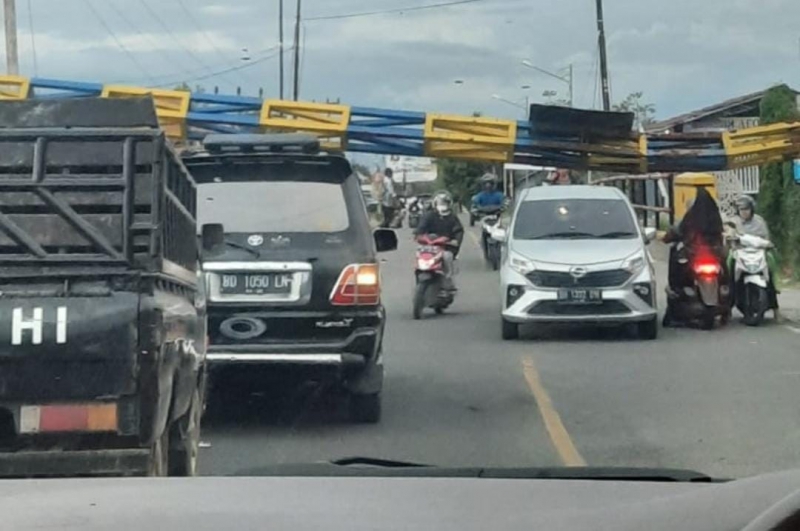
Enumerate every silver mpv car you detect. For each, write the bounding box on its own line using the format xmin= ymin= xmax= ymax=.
xmin=498 ymin=185 xmax=658 ymax=340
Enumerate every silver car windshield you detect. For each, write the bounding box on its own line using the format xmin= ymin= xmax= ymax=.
xmin=513 ymin=199 xmax=638 ymax=240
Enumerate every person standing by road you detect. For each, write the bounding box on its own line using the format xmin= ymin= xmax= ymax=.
xmin=378 ymin=168 xmax=397 ymax=228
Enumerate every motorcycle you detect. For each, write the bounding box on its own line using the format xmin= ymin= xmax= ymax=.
xmin=413 ymin=234 xmax=456 ymax=319
xmin=407 ymin=198 xmax=422 ymax=229
xmin=663 ymin=243 xmax=732 ymax=330
xmin=729 ymin=233 xmax=776 ymax=326
xmin=475 ymin=205 xmax=504 ymax=270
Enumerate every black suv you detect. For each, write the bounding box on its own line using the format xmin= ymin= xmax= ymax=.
xmin=184 ymin=134 xmax=397 ymax=423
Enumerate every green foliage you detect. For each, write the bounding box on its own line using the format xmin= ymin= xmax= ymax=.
xmin=758 ymin=85 xmax=800 ymax=275
xmin=613 ymin=92 xmax=656 ymax=128
xmin=436 ymin=158 xmax=500 ymax=205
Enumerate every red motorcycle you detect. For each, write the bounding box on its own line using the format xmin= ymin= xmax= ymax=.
xmin=412 ymin=234 xmax=456 ymax=319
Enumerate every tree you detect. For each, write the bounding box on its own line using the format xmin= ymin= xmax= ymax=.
xmin=173 ymin=82 xmax=191 ymax=92
xmin=757 ymin=85 xmax=800 ymax=274
xmin=436 ymin=158 xmax=500 ymax=206
xmin=613 ymin=92 xmax=656 ymax=128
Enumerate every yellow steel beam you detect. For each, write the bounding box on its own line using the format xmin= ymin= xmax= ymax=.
xmin=0 ymin=75 xmax=30 ymax=99
xmin=101 ymin=85 xmax=190 ymax=141
xmin=424 ymin=114 xmax=517 ymax=162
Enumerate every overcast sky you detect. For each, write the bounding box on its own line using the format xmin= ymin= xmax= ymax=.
xmin=14 ymin=0 xmax=800 ymax=121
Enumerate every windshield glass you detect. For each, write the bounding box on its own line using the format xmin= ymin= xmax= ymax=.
xmin=12 ymin=0 xmax=800 ymax=494
xmin=513 ymin=199 xmax=637 ymax=240
xmin=197 ymin=181 xmax=350 ymax=233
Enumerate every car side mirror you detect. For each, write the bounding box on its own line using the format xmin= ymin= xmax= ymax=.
xmin=374 ymin=228 xmax=398 ymax=252
xmin=643 ymin=227 xmax=657 ymax=244
xmin=201 ymin=223 xmax=225 ymax=251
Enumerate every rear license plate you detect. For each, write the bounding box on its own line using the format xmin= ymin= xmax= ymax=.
xmin=557 ymin=288 xmax=602 ymax=304
xmin=219 ymin=273 xmax=292 ymax=295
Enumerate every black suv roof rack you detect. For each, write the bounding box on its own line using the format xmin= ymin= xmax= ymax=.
xmin=202 ymin=133 xmax=320 ymax=154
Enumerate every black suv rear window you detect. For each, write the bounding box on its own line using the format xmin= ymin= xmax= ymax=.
xmin=198 ymin=181 xmax=350 ymax=233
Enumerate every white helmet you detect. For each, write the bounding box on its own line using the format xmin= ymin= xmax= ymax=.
xmin=433 ymin=191 xmax=453 ymax=216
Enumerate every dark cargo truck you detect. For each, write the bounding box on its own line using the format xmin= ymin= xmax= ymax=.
xmin=0 ymin=99 xmax=206 ymax=477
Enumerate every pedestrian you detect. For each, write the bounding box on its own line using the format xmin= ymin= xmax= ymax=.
xmin=379 ymin=168 xmax=397 ymax=228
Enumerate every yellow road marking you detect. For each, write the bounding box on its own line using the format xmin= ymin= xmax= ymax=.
xmin=521 ymin=356 xmax=586 ymax=467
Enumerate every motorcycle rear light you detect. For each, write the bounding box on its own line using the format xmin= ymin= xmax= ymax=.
xmin=694 ymin=263 xmax=721 ymax=276
xmin=330 ymin=264 xmax=380 ymax=306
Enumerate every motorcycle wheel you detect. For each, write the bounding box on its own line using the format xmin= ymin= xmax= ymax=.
xmin=413 ymin=281 xmax=428 ymax=320
xmin=742 ymin=284 xmax=766 ymax=327
xmin=434 ymin=306 xmax=444 ymax=315
xmin=469 ymin=215 xmax=475 ymax=227
xmin=489 ymin=245 xmax=500 ymax=271
xmin=700 ymin=309 xmax=716 ymax=330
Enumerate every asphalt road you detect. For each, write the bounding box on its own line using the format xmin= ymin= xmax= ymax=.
xmin=200 ymin=226 xmax=800 ymax=479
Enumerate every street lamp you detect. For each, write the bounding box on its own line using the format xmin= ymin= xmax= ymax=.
xmin=521 ymin=59 xmax=573 ymax=107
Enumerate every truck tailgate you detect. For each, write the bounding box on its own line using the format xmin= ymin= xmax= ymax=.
xmin=0 ymin=292 xmax=139 ymax=401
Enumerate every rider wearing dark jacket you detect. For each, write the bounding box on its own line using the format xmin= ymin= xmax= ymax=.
xmin=415 ymin=193 xmax=464 ymax=255
xmin=663 ymin=187 xmax=726 ymax=292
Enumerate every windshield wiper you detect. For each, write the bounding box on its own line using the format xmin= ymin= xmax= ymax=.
xmin=596 ymin=231 xmax=637 ymax=239
xmin=331 ymin=457 xmax=431 ymax=468
xmin=222 ymin=239 xmax=260 ymax=258
xmin=531 ymin=231 xmax=595 ymax=239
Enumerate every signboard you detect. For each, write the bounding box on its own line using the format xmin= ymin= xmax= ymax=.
xmin=384 ymin=155 xmax=438 ymax=183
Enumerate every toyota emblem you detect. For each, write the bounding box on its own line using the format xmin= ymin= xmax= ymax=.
xmin=247 ymin=234 xmax=264 ymax=246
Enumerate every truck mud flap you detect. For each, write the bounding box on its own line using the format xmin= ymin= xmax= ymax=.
xmin=0 ymin=448 xmax=150 ymax=478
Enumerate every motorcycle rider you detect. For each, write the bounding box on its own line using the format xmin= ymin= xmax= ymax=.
xmin=730 ymin=194 xmax=778 ymax=310
xmin=415 ymin=191 xmax=464 ymax=291
xmin=662 ymin=187 xmax=727 ymax=325
xmin=472 ymin=174 xmax=505 ymax=208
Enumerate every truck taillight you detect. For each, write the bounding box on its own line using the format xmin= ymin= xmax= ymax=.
xmin=330 ymin=264 xmax=380 ymax=306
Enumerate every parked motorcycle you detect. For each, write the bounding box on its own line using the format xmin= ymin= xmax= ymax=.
xmin=407 ymin=198 xmax=423 ymax=229
xmin=413 ymin=234 xmax=456 ymax=319
xmin=663 ymin=244 xmax=732 ymax=330
xmin=730 ymin=233 xmax=777 ymax=326
xmin=476 ymin=205 xmax=504 ymax=271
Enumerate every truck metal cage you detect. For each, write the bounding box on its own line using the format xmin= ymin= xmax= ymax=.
xmin=0 ymin=98 xmax=197 ymax=283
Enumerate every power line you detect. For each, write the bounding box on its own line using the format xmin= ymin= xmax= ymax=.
xmin=151 ymin=45 xmax=286 ymax=89
xmin=82 ymin=0 xmax=156 ymax=83
xmin=25 ymin=0 xmax=36 ymax=75
xmin=106 ymin=1 xmax=196 ymax=80
xmin=136 ymin=0 xmax=236 ymax=85
xmin=305 ymin=0 xmax=488 ymax=22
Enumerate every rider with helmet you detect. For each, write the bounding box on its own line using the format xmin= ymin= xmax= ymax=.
xmin=733 ymin=195 xmax=769 ymax=239
xmin=472 ymin=173 xmax=505 ymax=208
xmin=415 ymin=191 xmax=464 ymax=290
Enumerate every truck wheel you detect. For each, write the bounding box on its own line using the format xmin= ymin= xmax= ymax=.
xmin=168 ymin=388 xmax=203 ymax=477
xmin=350 ymin=392 xmax=382 ymax=423
xmin=502 ymin=318 xmax=519 ymax=340
xmin=147 ymin=429 xmax=169 ymax=477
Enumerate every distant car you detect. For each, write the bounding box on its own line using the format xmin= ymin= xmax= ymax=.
xmin=498 ymin=185 xmax=658 ymax=340
xmin=185 ymin=134 xmax=398 ymax=423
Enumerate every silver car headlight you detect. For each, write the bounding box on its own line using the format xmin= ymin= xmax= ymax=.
xmin=509 ymin=251 xmax=535 ymax=276
xmin=623 ymin=253 xmax=646 ymax=276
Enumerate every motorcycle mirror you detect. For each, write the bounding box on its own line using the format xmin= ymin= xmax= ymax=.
xmin=201 ymin=223 xmax=225 ymax=251
xmin=374 ymin=229 xmax=398 ymax=253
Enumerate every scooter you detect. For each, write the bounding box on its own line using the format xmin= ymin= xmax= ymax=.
xmin=663 ymin=244 xmax=732 ymax=330
xmin=407 ymin=198 xmax=422 ymax=229
xmin=730 ymin=233 xmax=777 ymax=326
xmin=476 ymin=205 xmax=504 ymax=271
xmin=412 ymin=234 xmax=456 ymax=319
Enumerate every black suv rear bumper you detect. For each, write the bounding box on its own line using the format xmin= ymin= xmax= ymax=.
xmin=206 ymin=326 xmax=379 ymax=367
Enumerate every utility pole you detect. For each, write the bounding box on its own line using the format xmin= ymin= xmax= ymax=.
xmin=595 ymin=0 xmax=611 ymax=110
xmin=568 ymin=63 xmax=574 ymax=107
xmin=278 ymin=0 xmax=284 ymax=99
xmin=3 ymin=0 xmax=18 ymax=75
xmin=292 ymin=0 xmax=301 ymax=100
